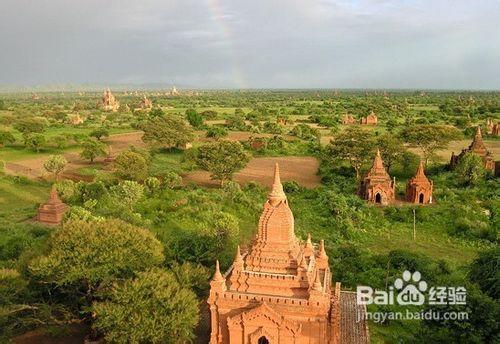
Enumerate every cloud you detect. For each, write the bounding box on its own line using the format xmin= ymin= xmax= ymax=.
xmin=0 ymin=0 xmax=499 ymax=89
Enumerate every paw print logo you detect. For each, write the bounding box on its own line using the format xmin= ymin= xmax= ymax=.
xmin=394 ymin=270 xmax=427 ymax=306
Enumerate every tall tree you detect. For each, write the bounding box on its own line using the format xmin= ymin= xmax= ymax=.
xmin=43 ymin=155 xmax=67 ymax=180
xmin=377 ymin=133 xmax=407 ymax=173
xmin=80 ymin=139 xmax=107 ymax=162
xmin=196 ymin=141 xmax=251 ymax=186
xmin=399 ymin=125 xmax=461 ymax=165
xmin=327 ymin=127 xmax=376 ymax=180
xmin=455 ymin=153 xmax=486 ymax=186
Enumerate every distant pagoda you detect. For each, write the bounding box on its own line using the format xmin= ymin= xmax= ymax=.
xmin=450 ymin=126 xmax=495 ymax=172
xmin=102 ymin=88 xmax=120 ymax=112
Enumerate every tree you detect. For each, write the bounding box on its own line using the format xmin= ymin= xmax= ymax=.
xmin=43 ymin=155 xmax=67 ymax=180
xmin=0 ymin=99 xmax=5 ymax=110
xmin=92 ymin=268 xmax=199 ymax=344
xmin=141 ymin=116 xmax=195 ymax=149
xmin=114 ymin=150 xmax=149 ymax=181
xmin=109 ymin=181 xmax=144 ymax=210
xmin=89 ymin=127 xmax=110 ymax=141
xmin=148 ymin=107 xmax=165 ymax=118
xmin=327 ymin=127 xmax=375 ymax=180
xmin=455 ymin=153 xmax=485 ymax=186
xmin=0 ymin=130 xmax=15 ymax=147
xmin=24 ymin=133 xmax=46 ymax=152
xmin=29 ymin=218 xmax=164 ymax=294
xmin=13 ymin=117 xmax=46 ymax=136
xmin=186 ymin=108 xmax=203 ymax=128
xmin=80 ymin=139 xmax=106 ymax=162
xmin=377 ymin=134 xmax=407 ymax=173
xmin=469 ymin=246 xmax=499 ymax=299
xmin=196 ymin=141 xmax=250 ymax=186
xmin=399 ymin=125 xmax=461 ymax=165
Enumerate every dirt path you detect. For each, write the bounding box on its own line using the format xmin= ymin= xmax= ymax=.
xmin=183 ymin=156 xmax=320 ymax=188
xmin=5 ymin=132 xmax=145 ymax=179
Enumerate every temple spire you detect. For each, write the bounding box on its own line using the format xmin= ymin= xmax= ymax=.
xmin=374 ymin=149 xmax=384 ymax=169
xmin=268 ymin=163 xmax=286 ymax=205
xmin=234 ymin=245 xmax=244 ymax=265
xmin=312 ymin=269 xmax=322 ymax=291
xmin=213 ymin=260 xmax=224 ymax=282
xmin=318 ymin=240 xmax=327 ymax=260
xmin=415 ymin=161 xmax=426 ymax=179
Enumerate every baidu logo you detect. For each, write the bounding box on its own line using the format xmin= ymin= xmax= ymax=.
xmin=394 ymin=270 xmax=427 ymax=305
xmin=356 ymin=270 xmax=468 ymax=322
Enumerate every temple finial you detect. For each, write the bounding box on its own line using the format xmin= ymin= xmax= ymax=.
xmin=234 ymin=245 xmax=244 ymax=265
xmin=312 ymin=269 xmax=322 ymax=291
xmin=213 ymin=260 xmax=224 ymax=282
xmin=268 ymin=163 xmax=286 ymax=205
xmin=318 ymin=240 xmax=327 ymax=259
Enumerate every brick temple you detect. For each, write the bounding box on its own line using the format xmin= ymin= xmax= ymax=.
xmin=450 ymin=126 xmax=495 ymax=172
xmin=36 ymin=186 xmax=68 ymax=225
xmin=102 ymin=88 xmax=120 ymax=112
xmin=359 ymin=112 xmax=377 ymax=125
xmin=208 ymin=164 xmax=369 ymax=344
xmin=406 ymin=161 xmax=433 ymax=204
xmin=359 ymin=150 xmax=395 ymax=205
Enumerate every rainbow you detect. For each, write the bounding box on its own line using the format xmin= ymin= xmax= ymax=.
xmin=206 ymin=0 xmax=246 ymax=89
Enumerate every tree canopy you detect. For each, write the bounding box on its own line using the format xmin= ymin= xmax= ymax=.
xmin=92 ymin=268 xmax=199 ymax=344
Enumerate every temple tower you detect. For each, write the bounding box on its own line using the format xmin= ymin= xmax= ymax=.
xmin=208 ymin=164 xmax=342 ymax=344
xmin=450 ymin=126 xmax=495 ymax=172
xmin=359 ymin=149 xmax=395 ymax=205
xmin=406 ymin=161 xmax=433 ymax=204
xmin=102 ymin=88 xmax=120 ymax=112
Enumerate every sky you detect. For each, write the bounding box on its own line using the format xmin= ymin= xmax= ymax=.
xmin=1 ymin=0 xmax=499 ymax=89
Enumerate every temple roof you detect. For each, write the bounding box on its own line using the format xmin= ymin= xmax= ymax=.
xmin=469 ymin=126 xmax=487 ymax=153
xmin=410 ymin=161 xmax=430 ymax=184
xmin=366 ymin=149 xmax=390 ymax=179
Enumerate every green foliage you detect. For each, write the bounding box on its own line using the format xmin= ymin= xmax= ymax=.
xmin=114 ymin=150 xmax=149 ymax=181
xmin=28 ymin=219 xmax=164 ymax=290
xmin=109 ymin=181 xmax=145 ymax=210
xmin=13 ymin=117 xmax=46 ymax=135
xmin=206 ymin=125 xmax=228 ymax=139
xmin=399 ymin=125 xmax=462 ymax=164
xmin=89 ymin=127 xmax=110 ymax=141
xmin=377 ymin=133 xmax=407 ymax=173
xmin=92 ymin=268 xmax=199 ymax=344
xmin=148 ymin=107 xmax=165 ymax=118
xmin=185 ymin=108 xmax=204 ymax=128
xmin=80 ymin=139 xmax=106 ymax=162
xmin=196 ymin=141 xmax=251 ymax=185
xmin=455 ymin=153 xmax=486 ymax=186
xmin=327 ymin=126 xmax=375 ymax=179
xmin=43 ymin=155 xmax=67 ymax=179
xmin=469 ymin=246 xmax=499 ymax=299
xmin=141 ymin=116 xmax=195 ymax=149
xmin=289 ymin=123 xmax=320 ymax=140
xmin=24 ymin=133 xmax=46 ymax=152
xmin=0 ymin=131 xmax=15 ymax=147
xmin=161 ymin=171 xmax=182 ymax=189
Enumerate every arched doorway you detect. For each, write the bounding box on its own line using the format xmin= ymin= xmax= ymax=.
xmin=258 ymin=336 xmax=270 ymax=344
xmin=419 ymin=193 xmax=424 ymax=204
xmin=375 ymin=193 xmax=382 ymax=204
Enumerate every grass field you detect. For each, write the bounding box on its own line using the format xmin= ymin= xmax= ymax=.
xmin=0 ymin=177 xmax=49 ymax=222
